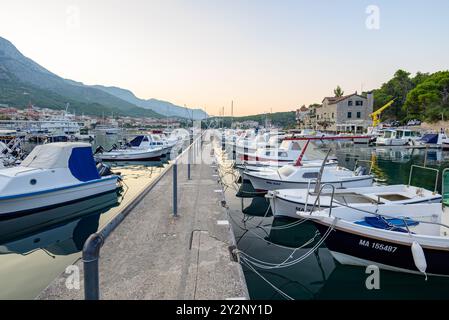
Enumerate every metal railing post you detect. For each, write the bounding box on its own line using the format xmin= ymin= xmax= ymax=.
xmin=83 ymin=233 xmax=104 ymax=300
xmin=189 ymin=134 xmax=193 ymax=179
xmin=187 ymin=147 xmax=191 ymax=180
xmin=173 ymin=161 xmax=178 ymax=216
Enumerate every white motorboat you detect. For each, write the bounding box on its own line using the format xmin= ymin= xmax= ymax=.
xmin=96 ymin=124 xmax=121 ymax=135
xmin=267 ymin=184 xmax=442 ymax=219
xmin=241 ymin=138 xmax=339 ymax=164
xmin=150 ymin=133 xmax=177 ymax=154
xmin=244 ymin=163 xmax=373 ymax=192
xmin=299 ymin=203 xmax=449 ymax=277
xmin=96 ymin=135 xmax=165 ymax=161
xmin=235 ymin=158 xmax=338 ymax=177
xmin=376 ymin=128 xmax=421 ymax=146
xmin=235 ymin=133 xmax=285 ymax=157
xmin=415 ymin=131 xmax=449 ymax=148
xmin=0 ymin=142 xmax=119 ymax=219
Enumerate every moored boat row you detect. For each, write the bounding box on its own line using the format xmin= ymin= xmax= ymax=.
xmin=222 ymin=128 xmax=449 ymax=278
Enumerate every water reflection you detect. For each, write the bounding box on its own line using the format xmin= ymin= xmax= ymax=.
xmin=0 ymin=190 xmax=120 ymax=244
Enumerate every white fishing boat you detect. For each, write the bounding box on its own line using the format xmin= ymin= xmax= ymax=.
xmin=0 ymin=142 xmax=119 ymax=219
xmin=376 ymin=128 xmax=421 ymax=146
xmin=299 ymin=202 xmax=449 ymax=277
xmin=267 ymin=184 xmax=442 ymax=219
xmin=95 ymin=135 xmax=165 ymax=161
xmin=244 ymin=162 xmax=373 ymax=192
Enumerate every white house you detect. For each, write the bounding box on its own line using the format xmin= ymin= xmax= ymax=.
xmin=316 ymin=92 xmax=374 ymax=133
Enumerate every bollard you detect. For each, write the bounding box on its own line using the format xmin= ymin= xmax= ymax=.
xmin=173 ymin=162 xmax=178 ymax=216
xmin=83 ymin=233 xmax=104 ymax=300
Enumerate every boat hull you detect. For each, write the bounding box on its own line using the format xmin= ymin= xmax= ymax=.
xmin=97 ymin=149 xmax=164 ymax=161
xmin=0 ymin=176 xmax=118 ymax=219
xmin=269 ymin=194 xmax=442 ymax=219
xmin=314 ymin=220 xmax=449 ymax=277
xmin=245 ymin=173 xmax=373 ymax=192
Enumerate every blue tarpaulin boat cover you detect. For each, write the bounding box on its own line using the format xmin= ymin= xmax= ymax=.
xmin=355 ymin=216 xmax=419 ymax=233
xmin=420 ymin=134 xmax=438 ymax=144
xmin=129 ymin=136 xmax=144 ymax=147
xmin=69 ymin=147 xmax=101 ymax=182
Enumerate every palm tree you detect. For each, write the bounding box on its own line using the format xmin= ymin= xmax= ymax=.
xmin=334 ymin=86 xmax=344 ymax=97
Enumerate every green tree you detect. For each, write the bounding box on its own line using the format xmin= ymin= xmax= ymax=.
xmin=373 ymin=69 xmax=414 ymax=120
xmin=404 ymin=71 xmax=449 ymax=122
xmin=334 ymin=86 xmax=344 ymax=97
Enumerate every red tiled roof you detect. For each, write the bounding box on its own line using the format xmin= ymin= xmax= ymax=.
xmin=322 ymin=93 xmax=367 ymax=104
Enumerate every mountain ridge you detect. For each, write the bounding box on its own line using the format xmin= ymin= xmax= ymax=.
xmin=93 ymin=85 xmax=208 ymax=120
xmin=0 ymin=36 xmax=207 ymax=119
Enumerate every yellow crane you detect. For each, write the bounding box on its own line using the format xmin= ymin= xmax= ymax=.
xmin=369 ymin=98 xmax=396 ymax=127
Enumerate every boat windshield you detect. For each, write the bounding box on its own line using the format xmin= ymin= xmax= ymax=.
xmin=383 ymin=131 xmax=393 ymax=138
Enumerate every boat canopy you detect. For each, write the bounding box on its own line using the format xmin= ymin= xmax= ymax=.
xmin=420 ymin=134 xmax=439 ymax=144
xmin=21 ymin=142 xmax=100 ymax=182
xmin=129 ymin=135 xmax=145 ymax=147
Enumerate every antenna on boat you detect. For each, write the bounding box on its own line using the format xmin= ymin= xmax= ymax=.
xmin=294 ymin=139 xmax=310 ymax=166
xmin=314 ymin=148 xmax=332 ymax=194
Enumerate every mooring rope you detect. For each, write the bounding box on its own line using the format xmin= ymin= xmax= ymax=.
xmin=240 ymin=257 xmax=294 ymax=300
xmin=234 ymin=217 xmax=337 ymax=270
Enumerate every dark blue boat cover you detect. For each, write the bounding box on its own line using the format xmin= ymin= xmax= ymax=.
xmin=129 ymin=136 xmax=144 ymax=147
xmin=69 ymin=147 xmax=101 ymax=182
xmin=420 ymin=134 xmax=438 ymax=144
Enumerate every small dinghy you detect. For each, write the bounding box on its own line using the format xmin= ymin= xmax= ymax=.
xmin=267 ymin=184 xmax=442 ymax=219
xmin=299 ymin=203 xmax=449 ymax=277
xmin=0 ymin=142 xmax=119 ymax=219
xmin=95 ymin=135 xmax=165 ymax=161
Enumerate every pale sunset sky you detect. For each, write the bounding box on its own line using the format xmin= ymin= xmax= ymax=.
xmin=1 ymin=0 xmax=448 ymax=116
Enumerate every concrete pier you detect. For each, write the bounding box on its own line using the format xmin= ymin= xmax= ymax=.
xmin=38 ymin=141 xmax=249 ymax=300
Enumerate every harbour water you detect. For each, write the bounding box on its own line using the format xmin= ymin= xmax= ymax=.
xmin=0 ymin=133 xmax=173 ymax=299
xmin=224 ymin=144 xmax=449 ymax=300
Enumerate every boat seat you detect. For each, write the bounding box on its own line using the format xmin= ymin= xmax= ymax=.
xmin=355 ymin=216 xmax=419 ymax=233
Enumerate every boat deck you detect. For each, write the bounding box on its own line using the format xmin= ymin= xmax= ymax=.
xmin=37 ymin=143 xmax=248 ymax=300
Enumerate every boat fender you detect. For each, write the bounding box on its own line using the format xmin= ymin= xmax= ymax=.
xmin=411 ymin=241 xmax=427 ymax=280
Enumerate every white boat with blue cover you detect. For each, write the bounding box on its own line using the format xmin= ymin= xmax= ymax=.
xmin=299 ymin=203 xmax=449 ymax=277
xmin=0 ymin=142 xmax=119 ymax=219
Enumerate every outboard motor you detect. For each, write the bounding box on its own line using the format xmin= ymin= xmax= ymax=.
xmin=94 ymin=146 xmax=104 ymax=155
xmin=355 ymin=166 xmax=368 ymax=176
xmin=96 ymin=162 xmax=113 ymax=177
